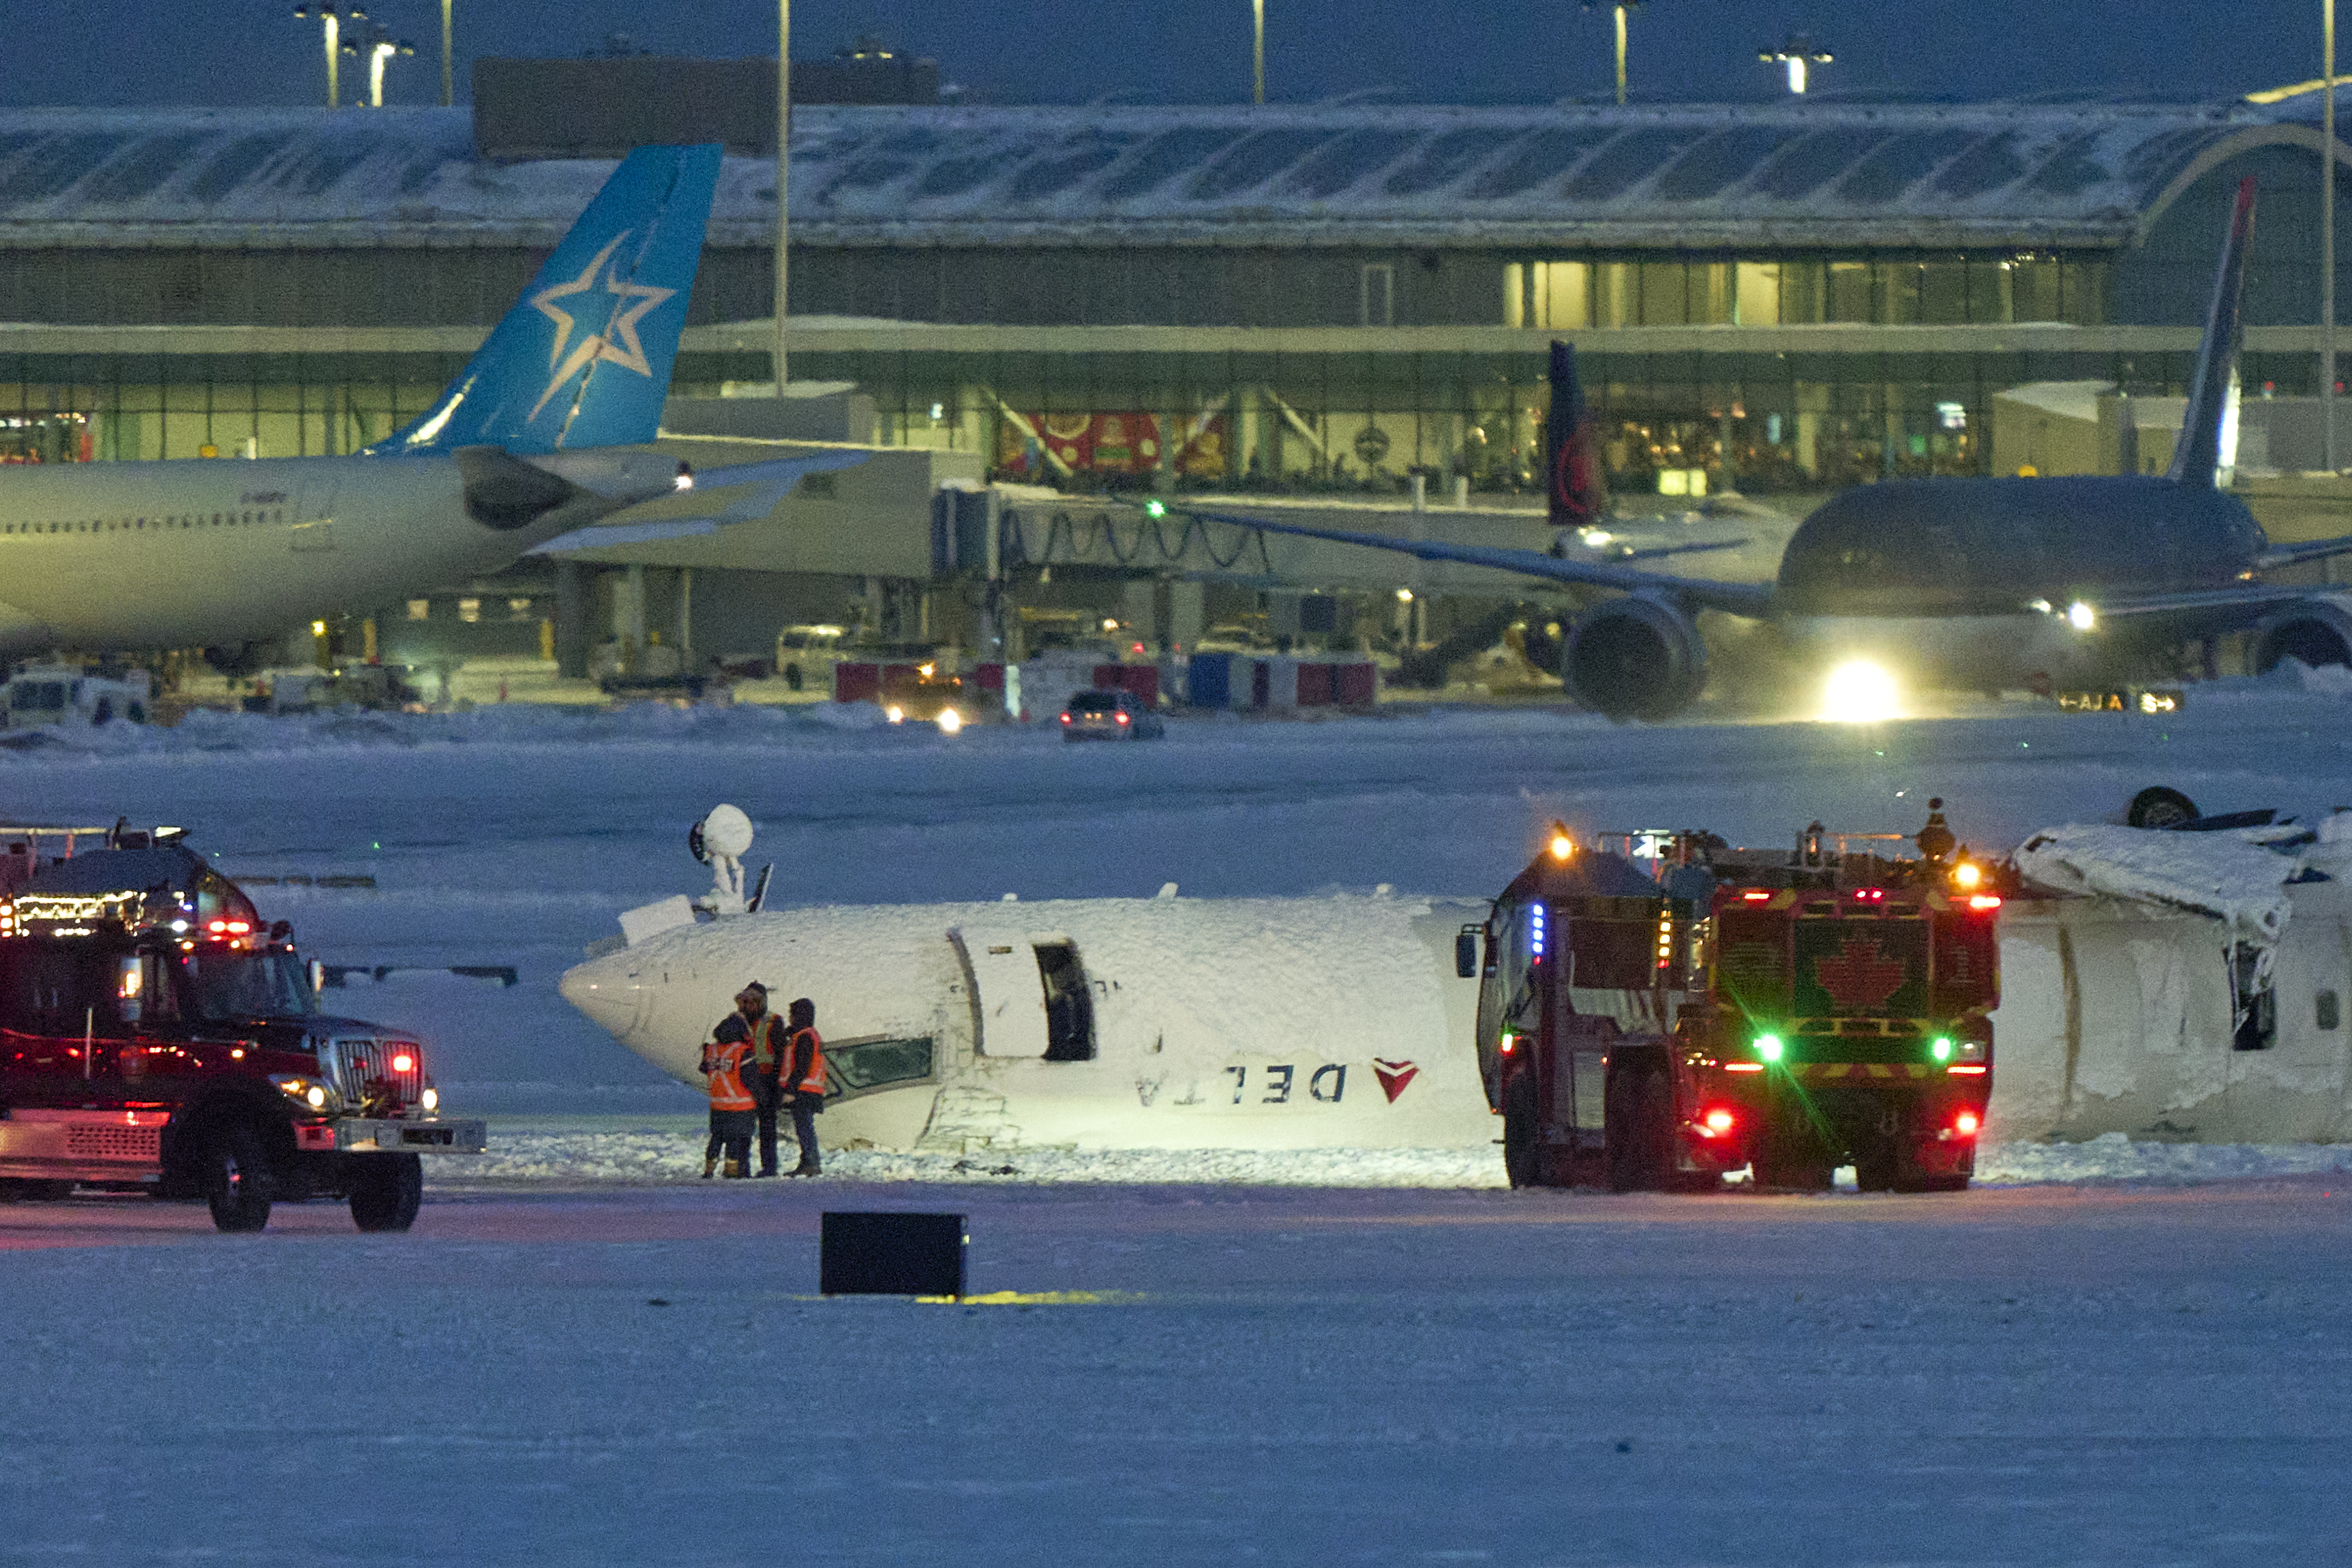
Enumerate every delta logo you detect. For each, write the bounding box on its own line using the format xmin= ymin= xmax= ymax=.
xmin=1372 ymin=1059 xmax=1419 ymax=1103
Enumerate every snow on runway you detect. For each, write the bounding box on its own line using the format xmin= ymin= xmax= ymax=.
xmin=3 ymin=1177 xmax=2349 ymax=1565
xmin=9 ymin=692 xmax=2352 ymax=1557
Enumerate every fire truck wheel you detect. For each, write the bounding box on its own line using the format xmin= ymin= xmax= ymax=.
xmin=1502 ymin=1074 xmax=1540 ymax=1189
xmin=1606 ymin=1067 xmax=1674 ymax=1193
xmin=205 ymin=1126 xmax=274 ymax=1233
xmin=1854 ymin=1148 xmax=1897 ymax=1192
xmin=348 ymin=1154 xmax=423 ymax=1232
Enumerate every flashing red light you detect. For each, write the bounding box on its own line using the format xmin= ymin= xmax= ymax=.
xmin=1703 ymin=1109 xmax=1735 ymax=1134
xmin=390 ymin=1053 xmax=414 ymax=1074
xmin=1115 ymin=712 xmax=1130 ymax=725
xmin=1723 ymin=1061 xmax=1764 ymax=1073
xmin=1955 ymin=1111 xmax=1980 ymax=1136
xmin=1854 ymin=888 xmax=1886 ymax=903
xmin=1741 ymin=890 xmax=1772 ymax=903
xmin=1967 ymin=894 xmax=2003 ymax=912
xmin=1059 ymin=712 xmax=1072 ymax=723
xmin=206 ymin=918 xmax=253 ymax=936
xmin=1948 ymin=1064 xmax=1989 ymax=1076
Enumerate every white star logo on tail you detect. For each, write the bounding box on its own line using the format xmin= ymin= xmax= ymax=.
xmin=526 ymin=230 xmax=676 ymax=422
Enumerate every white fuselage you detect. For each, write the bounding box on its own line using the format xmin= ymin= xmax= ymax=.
xmin=563 ymin=885 xmax=2352 ymax=1156
xmin=560 ymin=895 xmax=1498 ymax=1154
xmin=0 ymin=451 xmax=656 ymax=654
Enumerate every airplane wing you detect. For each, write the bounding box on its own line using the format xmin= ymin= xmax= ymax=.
xmin=527 ymin=449 xmax=872 ymax=554
xmin=1173 ymin=504 xmax=1777 ymax=618
xmin=2252 ymin=534 xmax=2352 ymax=572
xmin=2077 ymin=581 xmax=2331 ymax=619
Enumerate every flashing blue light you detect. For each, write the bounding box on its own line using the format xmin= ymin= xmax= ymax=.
xmin=1529 ymin=902 xmax=1547 ymax=958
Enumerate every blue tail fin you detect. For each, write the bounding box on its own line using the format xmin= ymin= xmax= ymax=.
xmin=2168 ymin=175 xmax=2256 ymax=488
xmin=1546 ymin=340 xmax=1608 ymax=528
xmin=367 ymin=145 xmax=722 ymax=457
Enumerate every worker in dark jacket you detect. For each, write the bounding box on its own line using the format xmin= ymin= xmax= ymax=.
xmin=781 ymin=996 xmax=826 ymax=1177
xmin=713 ymin=982 xmax=787 ymax=1177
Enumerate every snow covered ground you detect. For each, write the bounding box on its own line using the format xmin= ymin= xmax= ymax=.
xmin=5 ymin=1177 xmax=2350 ymax=1564
xmin=8 ymin=689 xmax=2352 ymax=1560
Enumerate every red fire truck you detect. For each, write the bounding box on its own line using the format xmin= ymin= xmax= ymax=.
xmin=1467 ymin=813 xmax=2005 ymax=1193
xmin=0 ymin=821 xmax=485 ymax=1231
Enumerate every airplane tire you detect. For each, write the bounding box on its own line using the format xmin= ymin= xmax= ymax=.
xmin=2128 ymin=786 xmax=2199 ymax=829
xmin=205 ymin=1125 xmax=273 ymax=1233
xmin=349 ymin=1154 xmax=423 ymax=1232
xmin=1502 ymin=1074 xmax=1540 ymax=1190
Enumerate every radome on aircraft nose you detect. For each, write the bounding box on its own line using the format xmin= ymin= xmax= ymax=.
xmin=558 ymin=959 xmax=642 ymax=1041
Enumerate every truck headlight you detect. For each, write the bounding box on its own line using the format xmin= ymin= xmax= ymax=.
xmin=421 ymin=1087 xmax=440 ymax=1113
xmin=269 ymin=1074 xmax=342 ymax=1113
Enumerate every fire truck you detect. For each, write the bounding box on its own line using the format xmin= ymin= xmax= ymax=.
xmin=0 ymin=821 xmax=485 ymax=1231
xmin=1467 ymin=811 xmax=2005 ymax=1193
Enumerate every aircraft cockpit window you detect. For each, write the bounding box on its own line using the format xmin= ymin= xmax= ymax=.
xmin=1034 ymin=941 xmax=1096 ymax=1062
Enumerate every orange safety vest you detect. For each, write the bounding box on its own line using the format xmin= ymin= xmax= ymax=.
xmin=744 ymin=1013 xmax=785 ymax=1075
xmin=787 ymin=1025 xmax=826 ymax=1097
xmin=702 ymin=1036 xmax=755 ymax=1111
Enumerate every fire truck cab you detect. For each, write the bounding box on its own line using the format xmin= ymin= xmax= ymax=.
xmin=0 ymin=823 xmax=485 ymax=1231
xmin=1471 ymin=815 xmax=2004 ymax=1194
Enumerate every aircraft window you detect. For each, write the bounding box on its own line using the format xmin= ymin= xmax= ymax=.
xmin=1033 ymin=941 xmax=1096 ymax=1061
xmin=2230 ymin=943 xmax=2276 ymax=1051
xmin=2319 ymin=990 xmax=2340 ymax=1031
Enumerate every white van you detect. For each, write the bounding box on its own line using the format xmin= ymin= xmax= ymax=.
xmin=1 ymin=664 xmax=150 ymax=729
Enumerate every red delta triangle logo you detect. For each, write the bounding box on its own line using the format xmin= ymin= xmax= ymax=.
xmin=1372 ymin=1059 xmax=1419 ymax=1103
xmin=1813 ymin=939 xmax=1910 ymax=1012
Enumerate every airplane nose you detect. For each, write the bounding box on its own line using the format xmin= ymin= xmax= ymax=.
xmin=558 ymin=957 xmax=645 ymax=1042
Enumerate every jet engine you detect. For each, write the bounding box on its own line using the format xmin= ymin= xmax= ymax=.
xmin=1562 ymin=594 xmax=1708 ymax=722
xmin=2251 ymin=594 xmax=2352 ymax=674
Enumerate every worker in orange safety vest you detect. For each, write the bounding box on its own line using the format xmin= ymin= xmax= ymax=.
xmin=781 ymin=996 xmax=827 ymax=1177
xmin=700 ymin=1020 xmax=758 ymax=1179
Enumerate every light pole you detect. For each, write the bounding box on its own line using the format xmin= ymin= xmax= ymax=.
xmin=775 ymin=0 xmax=790 ymax=393
xmin=1252 ymin=0 xmax=1265 ymax=104
xmin=1760 ymin=33 xmax=1831 ymax=95
xmin=440 ymin=0 xmax=453 ymax=106
xmin=1581 ymin=0 xmax=1643 ymax=106
xmin=2327 ymin=0 xmax=2338 ymax=470
xmin=363 ymin=31 xmax=415 ymax=107
xmin=292 ymin=3 xmax=363 ymax=108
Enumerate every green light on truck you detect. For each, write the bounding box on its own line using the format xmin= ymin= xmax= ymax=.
xmin=1931 ymin=1037 xmax=1953 ymax=1061
xmin=1753 ymin=1034 xmax=1784 ymax=1062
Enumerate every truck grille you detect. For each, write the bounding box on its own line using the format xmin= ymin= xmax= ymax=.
xmin=67 ymin=1122 xmax=161 ymax=1162
xmin=324 ymin=1038 xmax=425 ymax=1111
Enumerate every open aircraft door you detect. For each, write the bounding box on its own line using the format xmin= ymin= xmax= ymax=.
xmin=951 ymin=929 xmax=1050 ymax=1058
xmin=291 ymin=474 xmax=337 ymax=552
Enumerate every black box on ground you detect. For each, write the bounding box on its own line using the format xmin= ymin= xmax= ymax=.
xmin=821 ymin=1211 xmax=967 ymax=1297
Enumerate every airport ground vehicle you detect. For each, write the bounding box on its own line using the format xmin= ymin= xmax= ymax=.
xmin=774 ymin=624 xmax=849 ymax=692
xmin=0 ymin=822 xmax=485 ymax=1231
xmin=1059 ymin=688 xmax=1164 ymax=740
xmin=2 ymin=663 xmax=149 ymax=728
xmin=1473 ymin=816 xmax=2002 ymax=1192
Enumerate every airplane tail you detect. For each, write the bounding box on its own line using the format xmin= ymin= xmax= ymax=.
xmin=367 ymin=144 xmax=723 ymax=457
xmin=1546 ymin=341 xmax=1608 ymax=528
xmin=2167 ymin=175 xmax=2256 ymax=488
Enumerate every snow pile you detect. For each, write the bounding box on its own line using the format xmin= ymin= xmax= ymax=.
xmin=437 ymin=1123 xmax=2352 ymax=1191
xmin=1976 ymin=1132 xmax=2352 ymax=1185
xmin=2014 ymin=822 xmax=2299 ymax=942
xmin=440 ymin=1126 xmax=1510 ymax=1188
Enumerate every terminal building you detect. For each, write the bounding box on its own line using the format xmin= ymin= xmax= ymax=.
xmin=2 ymin=81 xmax=2350 ymax=672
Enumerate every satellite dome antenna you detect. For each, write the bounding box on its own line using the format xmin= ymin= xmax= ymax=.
xmin=689 ymin=804 xmax=768 ymax=916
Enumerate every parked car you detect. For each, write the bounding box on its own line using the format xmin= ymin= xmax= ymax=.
xmin=1059 ymin=688 xmax=1164 ymax=741
xmin=2 ymin=663 xmax=149 ymax=728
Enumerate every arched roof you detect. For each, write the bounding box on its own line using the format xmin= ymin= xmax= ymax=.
xmin=0 ymin=100 xmax=2330 ymax=251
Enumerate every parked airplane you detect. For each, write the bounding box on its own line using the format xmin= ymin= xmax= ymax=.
xmin=556 ymin=804 xmax=2352 ymax=1158
xmin=1181 ymin=179 xmax=2352 ymax=721
xmin=0 ymin=145 xmax=861 ymax=664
